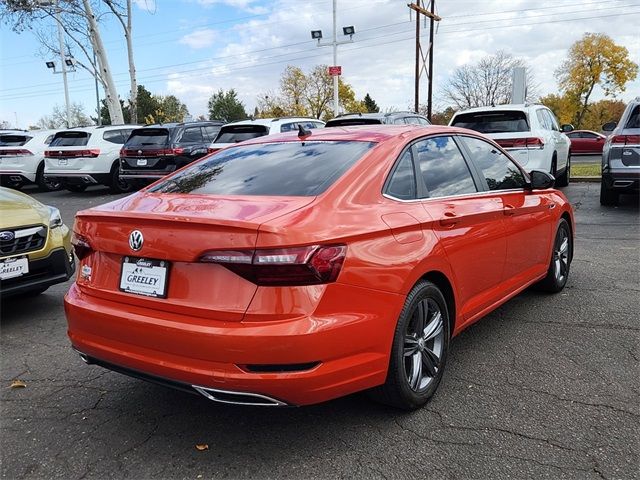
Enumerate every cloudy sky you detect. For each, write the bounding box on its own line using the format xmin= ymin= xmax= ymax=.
xmin=1 ymin=0 xmax=639 ymax=127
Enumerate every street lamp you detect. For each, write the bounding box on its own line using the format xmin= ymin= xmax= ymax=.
xmin=311 ymin=0 xmax=355 ymax=116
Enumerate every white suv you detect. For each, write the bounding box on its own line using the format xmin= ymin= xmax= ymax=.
xmin=209 ymin=117 xmax=325 ymax=153
xmin=449 ymin=104 xmax=571 ymax=186
xmin=44 ymin=125 xmax=136 ymax=193
xmin=0 ymin=129 xmax=60 ymax=191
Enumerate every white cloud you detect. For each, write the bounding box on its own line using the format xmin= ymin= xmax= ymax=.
xmin=133 ymin=0 xmax=156 ymax=14
xmin=179 ymin=29 xmax=218 ymax=49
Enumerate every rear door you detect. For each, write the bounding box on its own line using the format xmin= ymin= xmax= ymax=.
xmin=458 ymin=135 xmax=554 ymax=285
xmin=415 ymin=135 xmax=506 ymax=322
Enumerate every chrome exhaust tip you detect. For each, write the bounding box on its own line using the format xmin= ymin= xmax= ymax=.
xmin=193 ymin=385 xmax=288 ymax=407
xmin=73 ymin=348 xmax=93 ymax=364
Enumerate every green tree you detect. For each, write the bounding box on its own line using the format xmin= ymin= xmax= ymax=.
xmin=136 ymin=85 xmax=158 ymax=122
xmin=207 ymin=89 xmax=248 ymax=122
xmin=556 ymin=33 xmax=638 ymax=127
xmin=145 ymin=95 xmax=189 ymax=124
xmin=280 ymin=66 xmax=309 ymax=116
xmin=363 ymin=93 xmax=379 ymax=113
xmin=539 ymin=93 xmax=577 ymax=126
xmin=430 ymin=106 xmax=457 ymax=125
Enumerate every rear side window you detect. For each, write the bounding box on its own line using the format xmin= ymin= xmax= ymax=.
xmin=49 ymin=131 xmax=90 ymax=147
xmin=393 ymin=118 xmax=406 ymax=125
xmin=415 ymin=136 xmax=477 ymax=198
xmin=180 ymin=127 xmax=204 ymax=143
xmin=103 ymin=130 xmax=129 ymax=144
xmin=280 ymin=121 xmax=323 ymax=133
xmin=214 ymin=125 xmax=269 ymax=143
xmin=385 ymin=150 xmax=416 ymax=200
xmin=0 ymin=135 xmax=31 ymax=146
xmin=451 ymin=111 xmax=529 ymax=133
xmin=461 ymin=136 xmax=526 ymax=191
xmin=625 ymin=105 xmax=640 ymax=128
xmin=150 ymin=141 xmax=374 ymax=196
xmin=203 ymin=125 xmax=222 ymax=141
xmin=125 ymin=129 xmax=170 ymax=147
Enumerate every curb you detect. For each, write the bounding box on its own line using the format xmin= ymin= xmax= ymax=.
xmin=570 ymin=176 xmax=600 ymax=183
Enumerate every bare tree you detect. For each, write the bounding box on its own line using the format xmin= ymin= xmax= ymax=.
xmin=442 ymin=51 xmax=538 ymax=109
xmin=37 ymin=102 xmax=92 ymax=128
xmin=0 ymin=0 xmax=134 ymax=124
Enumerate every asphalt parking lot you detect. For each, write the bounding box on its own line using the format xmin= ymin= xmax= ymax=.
xmin=1 ymin=182 xmax=638 ymax=479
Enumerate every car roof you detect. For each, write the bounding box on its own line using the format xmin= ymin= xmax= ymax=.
xmin=224 ymin=117 xmax=324 ymax=127
xmin=231 ymin=124 xmax=462 ymax=146
xmin=453 ymin=104 xmax=546 ymax=115
xmin=331 ymin=111 xmax=419 ymax=120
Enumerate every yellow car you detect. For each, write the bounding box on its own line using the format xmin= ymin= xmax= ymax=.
xmin=0 ymin=187 xmax=74 ymax=297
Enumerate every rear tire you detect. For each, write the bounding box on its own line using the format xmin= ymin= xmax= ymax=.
xmin=369 ymin=280 xmax=450 ymax=410
xmin=599 ymin=179 xmax=618 ymax=206
xmin=109 ymin=162 xmax=133 ymax=194
xmin=36 ymin=162 xmax=62 ymax=192
xmin=536 ymin=218 xmax=572 ymax=293
xmin=555 ymin=153 xmax=570 ymax=187
xmin=65 ymin=184 xmax=87 ymax=193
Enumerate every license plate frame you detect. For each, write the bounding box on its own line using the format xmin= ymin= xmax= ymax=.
xmin=136 ymin=158 xmax=148 ymax=166
xmin=0 ymin=256 xmax=29 ymax=280
xmin=58 ymin=158 xmax=68 ymax=166
xmin=119 ymin=256 xmax=169 ymax=298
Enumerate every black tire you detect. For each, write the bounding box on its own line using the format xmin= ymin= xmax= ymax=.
xmin=599 ymin=179 xmax=618 ymax=206
xmin=369 ymin=280 xmax=450 ymax=410
xmin=550 ymin=154 xmax=557 ymax=179
xmin=109 ymin=162 xmax=133 ymax=194
xmin=35 ymin=162 xmax=62 ymax=192
xmin=555 ymin=153 xmax=570 ymax=187
xmin=536 ymin=218 xmax=572 ymax=293
xmin=65 ymin=184 xmax=87 ymax=193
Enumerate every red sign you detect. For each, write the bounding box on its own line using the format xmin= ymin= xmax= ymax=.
xmin=328 ymin=66 xmax=342 ymax=76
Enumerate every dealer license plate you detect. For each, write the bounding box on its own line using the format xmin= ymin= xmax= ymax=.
xmin=58 ymin=158 xmax=68 ymax=166
xmin=136 ymin=158 xmax=148 ymax=166
xmin=119 ymin=257 xmax=169 ymax=298
xmin=0 ymin=256 xmax=29 ymax=280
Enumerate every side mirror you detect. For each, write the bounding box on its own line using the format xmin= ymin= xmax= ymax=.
xmin=561 ymin=124 xmax=574 ymax=133
xmin=602 ymin=121 xmax=617 ymax=132
xmin=528 ymin=170 xmax=555 ymax=190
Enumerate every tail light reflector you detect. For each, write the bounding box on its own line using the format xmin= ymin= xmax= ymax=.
xmin=496 ymin=137 xmax=545 ymax=149
xmin=45 ymin=149 xmax=100 ymax=158
xmin=199 ymin=245 xmax=347 ymax=286
xmin=0 ymin=149 xmax=33 ymax=156
xmin=71 ymin=232 xmax=93 ymax=260
xmin=611 ymin=135 xmax=640 ymax=145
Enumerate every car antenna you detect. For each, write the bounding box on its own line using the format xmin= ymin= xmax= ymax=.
xmin=298 ymin=124 xmax=312 ymax=138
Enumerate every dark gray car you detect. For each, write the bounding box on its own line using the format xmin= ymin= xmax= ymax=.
xmin=325 ymin=112 xmax=431 ymax=127
xmin=600 ymin=97 xmax=640 ymax=205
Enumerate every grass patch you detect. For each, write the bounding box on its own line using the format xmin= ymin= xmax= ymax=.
xmin=572 ymin=163 xmax=600 ymax=177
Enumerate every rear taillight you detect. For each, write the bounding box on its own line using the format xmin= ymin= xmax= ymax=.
xmin=0 ymin=149 xmax=33 ymax=156
xmin=611 ymin=135 xmax=640 ymax=145
xmin=120 ymin=148 xmax=182 ymax=157
xmin=71 ymin=233 xmax=93 ymax=260
xmin=45 ymin=149 xmax=100 ymax=158
xmin=199 ymin=245 xmax=347 ymax=286
xmin=207 ymin=147 xmax=221 ymax=154
xmin=496 ymin=137 xmax=545 ymax=149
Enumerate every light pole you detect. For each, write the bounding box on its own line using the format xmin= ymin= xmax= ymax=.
xmin=311 ymin=0 xmax=355 ymax=116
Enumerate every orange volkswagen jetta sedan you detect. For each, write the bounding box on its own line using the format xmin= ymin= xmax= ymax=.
xmin=65 ymin=125 xmax=574 ymax=410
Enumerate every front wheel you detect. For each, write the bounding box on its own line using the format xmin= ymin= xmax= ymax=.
xmin=599 ymin=179 xmax=618 ymax=206
xmin=536 ymin=218 xmax=572 ymax=293
xmin=369 ymin=280 xmax=450 ymax=410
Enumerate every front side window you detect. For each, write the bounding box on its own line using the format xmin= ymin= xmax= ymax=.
xmin=150 ymin=141 xmax=374 ymax=197
xmin=624 ymin=105 xmax=640 ymax=128
xmin=536 ymin=110 xmax=551 ymax=130
xmin=415 ymin=136 xmax=477 ymax=198
xmin=203 ymin=125 xmax=221 ymax=141
xmin=543 ymin=110 xmax=559 ymax=131
xmin=385 ymin=150 xmax=416 ymax=200
xmin=460 ymin=136 xmax=526 ymax=191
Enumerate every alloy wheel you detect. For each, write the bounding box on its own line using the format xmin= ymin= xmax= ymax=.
xmin=553 ymin=226 xmax=570 ymax=283
xmin=403 ymin=298 xmax=444 ymax=392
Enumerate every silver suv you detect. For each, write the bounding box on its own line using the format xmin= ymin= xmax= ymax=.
xmin=600 ymin=97 xmax=640 ymax=205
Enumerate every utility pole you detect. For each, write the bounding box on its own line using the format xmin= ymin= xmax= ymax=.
xmin=312 ymin=0 xmax=355 ymax=116
xmin=94 ymin=49 xmax=101 ymax=126
xmin=408 ymin=1 xmax=441 ymax=120
xmin=54 ymin=1 xmax=72 ymax=128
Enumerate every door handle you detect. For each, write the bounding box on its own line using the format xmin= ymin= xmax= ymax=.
xmin=504 ymin=204 xmax=516 ymax=216
xmin=439 ymin=211 xmax=458 ymax=227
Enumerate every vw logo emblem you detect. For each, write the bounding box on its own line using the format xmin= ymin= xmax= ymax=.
xmin=0 ymin=231 xmax=14 ymax=241
xmin=129 ymin=230 xmax=144 ymax=251
xmin=137 ymin=150 xmax=142 ymax=155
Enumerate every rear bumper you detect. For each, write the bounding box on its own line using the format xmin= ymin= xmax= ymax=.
xmin=0 ymin=171 xmax=37 ymax=183
xmin=45 ymin=172 xmax=111 ymax=186
xmin=602 ymin=169 xmax=640 ymax=193
xmin=64 ymin=282 xmax=402 ymax=406
xmin=1 ymin=248 xmax=75 ymax=297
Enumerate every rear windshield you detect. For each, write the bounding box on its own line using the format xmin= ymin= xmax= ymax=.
xmin=326 ymin=118 xmax=383 ymax=127
xmin=125 ymin=128 xmax=170 ymax=147
xmin=49 ymin=131 xmax=90 ymax=147
xmin=0 ymin=134 xmax=31 ymax=146
xmin=451 ymin=111 xmax=529 ymax=133
xmin=150 ymin=141 xmax=375 ymax=196
xmin=625 ymin=105 xmax=640 ymax=129
xmin=214 ymin=125 xmax=269 ymax=143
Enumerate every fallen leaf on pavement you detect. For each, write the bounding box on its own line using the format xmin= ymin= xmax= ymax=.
xmin=10 ymin=380 xmax=27 ymax=389
xmin=195 ymin=444 xmax=209 ymax=451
